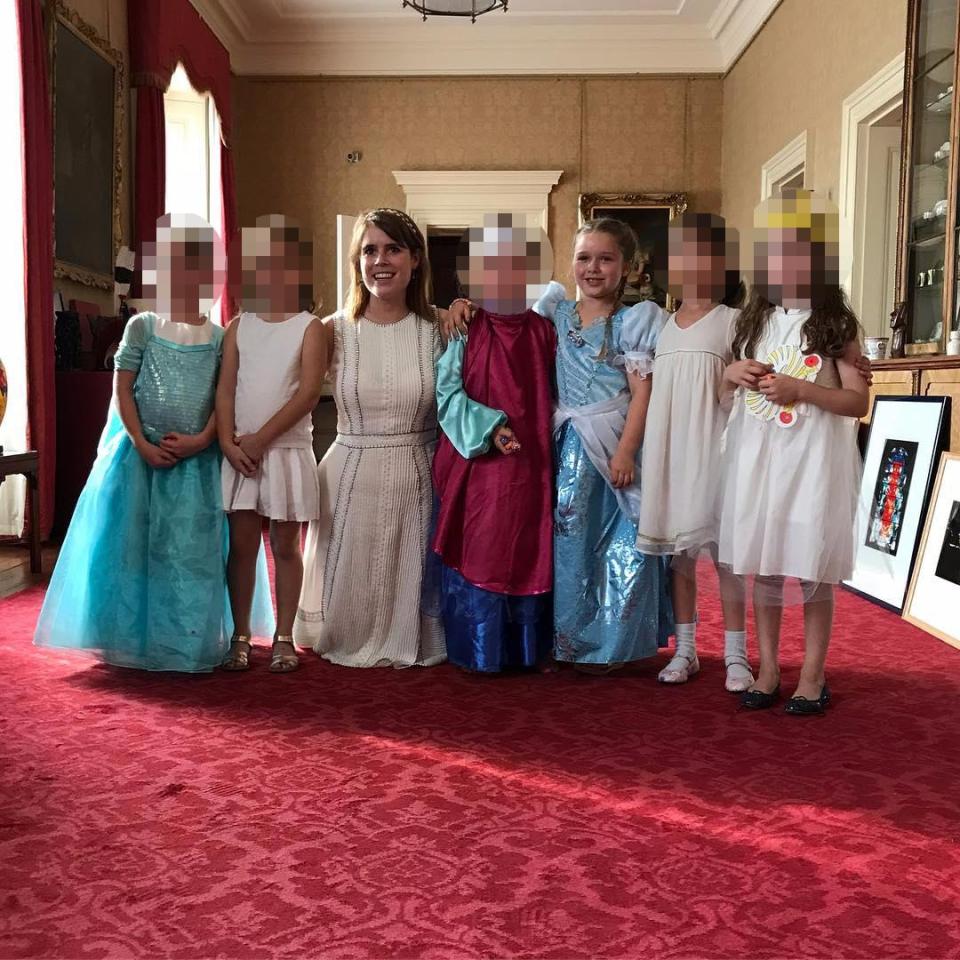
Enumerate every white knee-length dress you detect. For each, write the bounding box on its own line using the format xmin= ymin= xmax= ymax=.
xmin=221 ymin=311 xmax=320 ymax=522
xmin=294 ymin=311 xmax=446 ymax=667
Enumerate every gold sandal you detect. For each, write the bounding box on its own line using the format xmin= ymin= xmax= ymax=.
xmin=269 ymin=635 xmax=300 ymax=674
xmin=222 ymin=635 xmax=253 ymax=671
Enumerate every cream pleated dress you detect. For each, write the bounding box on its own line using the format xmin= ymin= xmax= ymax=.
xmin=294 ymin=311 xmax=446 ymax=668
xmin=221 ymin=311 xmax=320 ymax=521
xmin=636 ymin=304 xmax=738 ymax=556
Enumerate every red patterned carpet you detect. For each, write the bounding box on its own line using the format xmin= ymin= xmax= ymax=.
xmin=1 ymin=582 xmax=960 ymax=960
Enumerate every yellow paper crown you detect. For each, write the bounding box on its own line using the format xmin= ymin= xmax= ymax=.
xmin=754 ymin=189 xmax=838 ymax=244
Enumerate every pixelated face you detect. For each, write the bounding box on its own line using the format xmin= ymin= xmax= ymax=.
xmin=141 ymin=213 xmax=225 ymax=319
xmin=752 ymin=190 xmax=839 ymax=309
xmin=457 ymin=213 xmax=553 ymax=313
xmin=359 ymin=224 xmax=420 ymax=302
xmin=667 ymin=220 xmax=730 ymax=302
xmin=759 ymin=228 xmax=814 ymax=307
xmin=241 ymin=217 xmax=313 ymax=316
xmin=573 ymin=230 xmax=627 ymax=300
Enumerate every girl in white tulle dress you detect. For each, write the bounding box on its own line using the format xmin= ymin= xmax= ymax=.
xmin=636 ymin=213 xmax=751 ymax=692
xmin=718 ymin=190 xmax=868 ymax=716
xmin=218 ymin=218 xmax=325 ymax=673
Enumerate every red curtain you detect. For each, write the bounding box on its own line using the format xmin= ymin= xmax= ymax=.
xmin=17 ymin=0 xmax=55 ymax=539
xmin=131 ymin=87 xmax=165 ymax=298
xmin=129 ymin=0 xmax=235 ymax=310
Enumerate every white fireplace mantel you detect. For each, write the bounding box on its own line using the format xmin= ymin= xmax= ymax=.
xmin=392 ymin=170 xmax=564 ymax=236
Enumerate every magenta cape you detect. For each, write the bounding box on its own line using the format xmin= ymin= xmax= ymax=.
xmin=432 ymin=307 xmax=557 ymax=596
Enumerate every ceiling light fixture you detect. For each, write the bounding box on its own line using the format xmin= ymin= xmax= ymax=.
xmin=401 ymin=1 xmax=509 ymax=24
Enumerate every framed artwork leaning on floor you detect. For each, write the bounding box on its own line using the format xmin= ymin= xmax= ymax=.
xmin=843 ymin=395 xmax=951 ymax=611
xmin=904 ymin=452 xmax=960 ymax=649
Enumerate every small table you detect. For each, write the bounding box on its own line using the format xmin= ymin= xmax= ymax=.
xmin=0 ymin=450 xmax=41 ymax=573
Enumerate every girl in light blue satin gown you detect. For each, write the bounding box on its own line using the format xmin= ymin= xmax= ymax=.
xmin=537 ymin=219 xmax=673 ymax=667
xmin=35 ymin=214 xmax=273 ymax=672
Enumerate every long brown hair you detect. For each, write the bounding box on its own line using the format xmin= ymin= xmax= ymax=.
xmin=733 ymin=284 xmax=861 ymax=359
xmin=345 ymin=208 xmax=434 ymax=322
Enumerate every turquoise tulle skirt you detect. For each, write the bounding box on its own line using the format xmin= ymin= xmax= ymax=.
xmin=34 ymin=416 xmax=275 ymax=673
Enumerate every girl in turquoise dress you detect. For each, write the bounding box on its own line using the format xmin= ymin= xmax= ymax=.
xmin=35 ymin=214 xmax=273 ymax=672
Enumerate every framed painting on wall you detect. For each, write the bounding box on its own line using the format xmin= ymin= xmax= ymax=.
xmin=579 ymin=193 xmax=687 ymax=311
xmin=51 ymin=1 xmax=124 ymax=290
xmin=843 ymin=395 xmax=951 ymax=610
xmin=904 ymin=452 xmax=960 ymax=649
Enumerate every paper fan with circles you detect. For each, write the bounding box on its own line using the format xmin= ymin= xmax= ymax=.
xmin=744 ymin=345 xmax=822 ymax=428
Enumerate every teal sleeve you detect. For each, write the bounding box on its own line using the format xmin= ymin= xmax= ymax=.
xmin=436 ymin=338 xmax=508 ymax=459
xmin=114 ymin=313 xmax=153 ymax=373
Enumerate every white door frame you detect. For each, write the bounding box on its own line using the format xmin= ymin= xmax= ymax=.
xmin=760 ymin=130 xmax=808 ymax=200
xmin=838 ymin=53 xmax=906 ymax=300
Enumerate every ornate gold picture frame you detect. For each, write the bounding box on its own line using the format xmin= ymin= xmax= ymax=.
xmin=579 ymin=192 xmax=687 ymax=312
xmin=50 ymin=0 xmax=124 ymax=290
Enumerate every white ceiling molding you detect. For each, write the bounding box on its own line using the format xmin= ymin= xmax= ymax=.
xmin=393 ymin=170 xmax=563 ymax=236
xmin=190 ymin=0 xmax=782 ymax=76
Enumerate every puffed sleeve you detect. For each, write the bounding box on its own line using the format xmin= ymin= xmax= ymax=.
xmin=616 ymin=300 xmax=668 ymax=378
xmin=113 ymin=312 xmax=154 ymax=373
xmin=436 ymin=337 xmax=508 ymax=459
xmin=532 ymin=280 xmax=568 ymax=323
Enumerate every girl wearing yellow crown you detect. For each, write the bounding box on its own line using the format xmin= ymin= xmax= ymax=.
xmin=717 ymin=190 xmax=869 ymax=716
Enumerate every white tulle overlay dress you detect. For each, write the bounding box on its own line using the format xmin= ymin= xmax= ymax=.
xmin=636 ymin=304 xmax=739 ymax=556
xmin=717 ymin=307 xmax=861 ymax=586
xmin=294 ymin=312 xmax=446 ymax=668
xmin=221 ymin=311 xmax=320 ymax=522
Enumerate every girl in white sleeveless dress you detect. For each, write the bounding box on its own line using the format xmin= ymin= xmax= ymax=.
xmin=718 ymin=190 xmax=869 ymax=716
xmin=218 ymin=218 xmax=325 ymax=673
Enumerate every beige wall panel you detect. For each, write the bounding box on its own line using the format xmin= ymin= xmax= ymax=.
xmin=235 ymin=75 xmax=723 ymax=313
xmin=684 ymin=78 xmax=724 ymax=215
xmin=721 ymin=0 xmax=908 ymax=247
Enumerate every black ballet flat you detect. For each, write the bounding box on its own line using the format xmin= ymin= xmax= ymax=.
xmin=740 ymin=685 xmax=781 ymax=710
xmin=784 ymin=684 xmax=831 ymax=716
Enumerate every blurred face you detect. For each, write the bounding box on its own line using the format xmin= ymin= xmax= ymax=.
xmin=759 ymin=227 xmax=815 ymax=309
xmin=359 ymin=225 xmax=419 ymax=303
xmin=168 ymin=240 xmax=214 ymax=317
xmin=668 ymin=227 xmax=727 ymax=303
xmin=458 ymin=214 xmax=553 ymax=314
xmin=242 ymin=229 xmax=312 ymax=316
xmin=573 ymin=230 xmax=626 ymax=301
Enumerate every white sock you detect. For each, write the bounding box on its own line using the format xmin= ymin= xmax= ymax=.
xmin=724 ymin=629 xmax=753 ymax=682
xmin=724 ymin=629 xmax=747 ymax=660
xmin=673 ymin=622 xmax=697 ymax=662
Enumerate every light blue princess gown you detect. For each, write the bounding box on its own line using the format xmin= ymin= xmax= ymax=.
xmin=535 ymin=284 xmax=674 ymax=665
xmin=35 ymin=312 xmax=274 ymax=672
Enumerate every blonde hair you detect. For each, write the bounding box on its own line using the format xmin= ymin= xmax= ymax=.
xmin=345 ymin=209 xmax=434 ymax=322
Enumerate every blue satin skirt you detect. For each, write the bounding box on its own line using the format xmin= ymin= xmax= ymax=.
xmin=437 ymin=562 xmax=550 ymax=673
xmin=554 ymin=421 xmax=673 ymax=664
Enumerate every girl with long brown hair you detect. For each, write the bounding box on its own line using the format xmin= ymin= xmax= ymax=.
xmin=718 ymin=190 xmax=869 ymax=716
xmin=294 ymin=209 xmax=449 ymax=667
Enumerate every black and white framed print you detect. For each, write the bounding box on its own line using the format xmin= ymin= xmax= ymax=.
xmin=843 ymin=395 xmax=951 ymax=611
xmin=904 ymin=452 xmax=960 ymax=650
